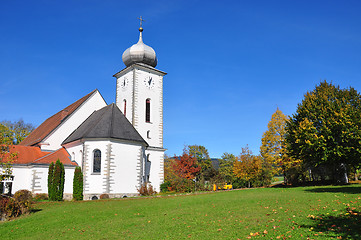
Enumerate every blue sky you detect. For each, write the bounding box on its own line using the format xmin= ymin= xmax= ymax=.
xmin=1 ymin=1 xmax=361 ymax=158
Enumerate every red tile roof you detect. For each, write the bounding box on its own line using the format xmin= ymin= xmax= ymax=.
xmin=1 ymin=145 xmax=77 ymax=166
xmin=3 ymin=145 xmax=48 ymax=164
xmin=19 ymin=89 xmax=97 ymax=147
xmin=32 ymin=148 xmax=76 ymax=166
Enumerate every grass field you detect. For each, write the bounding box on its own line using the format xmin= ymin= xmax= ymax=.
xmin=1 ymin=184 xmax=361 ymax=239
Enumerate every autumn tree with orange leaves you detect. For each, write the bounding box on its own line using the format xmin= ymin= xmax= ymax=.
xmin=173 ymin=152 xmax=201 ymax=180
xmin=162 ymin=149 xmax=201 ymax=192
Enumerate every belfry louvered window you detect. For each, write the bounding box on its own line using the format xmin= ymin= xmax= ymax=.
xmin=146 ymin=99 xmax=150 ymax=122
xmin=93 ymin=149 xmax=101 ymax=173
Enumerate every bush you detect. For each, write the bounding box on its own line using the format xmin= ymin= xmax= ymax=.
xmin=172 ymin=178 xmax=194 ymax=193
xmin=0 ymin=192 xmax=32 ymax=221
xmin=99 ymin=194 xmax=109 ymax=199
xmin=14 ymin=189 xmax=33 ymax=203
xmin=73 ymin=167 xmax=83 ymax=201
xmin=33 ymin=193 xmax=48 ymax=201
xmin=14 ymin=190 xmax=32 ymax=215
xmin=160 ymin=181 xmax=172 ymax=192
xmin=137 ymin=183 xmax=157 ymax=196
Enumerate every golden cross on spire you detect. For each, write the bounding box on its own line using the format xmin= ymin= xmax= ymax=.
xmin=138 ymin=16 xmax=145 ymax=28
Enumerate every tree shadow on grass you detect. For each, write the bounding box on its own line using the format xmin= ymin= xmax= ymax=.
xmin=304 ymin=185 xmax=361 ymax=194
xmin=30 ymin=208 xmax=42 ymax=213
xmin=300 ymin=208 xmax=361 ymax=239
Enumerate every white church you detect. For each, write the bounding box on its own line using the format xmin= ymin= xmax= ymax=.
xmin=3 ymin=24 xmax=166 ymax=200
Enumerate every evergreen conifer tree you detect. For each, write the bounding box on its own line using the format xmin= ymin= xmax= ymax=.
xmin=52 ymin=159 xmax=65 ymax=201
xmin=47 ymin=162 xmax=55 ymax=200
xmin=73 ymin=167 xmax=83 ymax=201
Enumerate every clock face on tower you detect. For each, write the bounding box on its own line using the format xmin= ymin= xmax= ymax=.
xmin=144 ymin=76 xmax=154 ymax=89
xmin=121 ymin=77 xmax=129 ymax=91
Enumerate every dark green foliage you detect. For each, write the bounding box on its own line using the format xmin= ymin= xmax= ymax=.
xmin=48 ymin=159 xmax=65 ymax=201
xmin=73 ymin=167 xmax=83 ymax=201
xmin=47 ymin=162 xmax=54 ymax=200
xmin=160 ymin=181 xmax=172 ymax=192
xmin=285 ymin=81 xmax=361 ymax=184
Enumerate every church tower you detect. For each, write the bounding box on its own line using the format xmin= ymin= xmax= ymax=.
xmin=113 ymin=20 xmax=166 ymax=187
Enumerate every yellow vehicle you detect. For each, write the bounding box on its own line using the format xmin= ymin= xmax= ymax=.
xmin=213 ymin=183 xmax=233 ymax=191
xmin=221 ymin=183 xmax=233 ymax=190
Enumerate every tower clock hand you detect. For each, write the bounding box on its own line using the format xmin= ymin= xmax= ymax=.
xmin=148 ymin=77 xmax=152 ymax=85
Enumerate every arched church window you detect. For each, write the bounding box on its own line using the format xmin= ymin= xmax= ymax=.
xmin=93 ymin=149 xmax=101 ymax=173
xmin=146 ymin=154 xmax=151 ymax=182
xmin=147 ymin=130 xmax=151 ymax=139
xmin=123 ymin=99 xmax=127 ymax=117
xmin=146 ymin=99 xmax=150 ymax=122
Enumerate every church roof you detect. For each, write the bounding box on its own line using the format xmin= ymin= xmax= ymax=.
xmin=32 ymin=148 xmax=76 ymax=166
xmin=1 ymin=145 xmax=76 ymax=166
xmin=19 ymin=89 xmax=98 ymax=147
xmin=62 ymin=103 xmax=148 ymax=146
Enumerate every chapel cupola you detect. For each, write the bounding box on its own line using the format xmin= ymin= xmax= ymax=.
xmin=122 ymin=24 xmax=157 ymax=68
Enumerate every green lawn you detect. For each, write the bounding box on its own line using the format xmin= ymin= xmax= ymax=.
xmin=1 ymin=184 xmax=361 ymax=239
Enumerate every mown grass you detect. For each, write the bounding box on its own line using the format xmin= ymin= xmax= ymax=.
xmin=1 ymin=184 xmax=361 ymax=239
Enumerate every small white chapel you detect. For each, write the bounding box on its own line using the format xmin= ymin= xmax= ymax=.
xmin=3 ymin=22 xmax=167 ymax=200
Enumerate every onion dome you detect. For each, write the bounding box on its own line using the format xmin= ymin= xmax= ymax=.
xmin=122 ymin=27 xmax=158 ymax=68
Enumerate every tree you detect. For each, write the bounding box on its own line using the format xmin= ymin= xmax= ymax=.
xmin=48 ymin=159 xmax=65 ymax=201
xmin=260 ymin=108 xmax=288 ymax=175
xmin=162 ymin=150 xmax=201 ymax=192
xmin=219 ymin=152 xmax=236 ymax=183
xmin=0 ymin=119 xmax=35 ymax=145
xmin=173 ymin=152 xmax=201 ymax=180
xmin=285 ymin=81 xmax=361 ymax=184
xmin=187 ymin=145 xmax=214 ymax=180
xmin=233 ymin=146 xmax=262 ymax=188
xmin=47 ymin=162 xmax=54 ymax=199
xmin=0 ymin=123 xmax=17 ymax=182
xmin=73 ymin=167 xmax=83 ymax=201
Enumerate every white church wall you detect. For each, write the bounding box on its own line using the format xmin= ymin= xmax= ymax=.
xmin=145 ymin=148 xmax=164 ymax=192
xmin=83 ymin=140 xmax=110 ymax=195
xmin=64 ymin=141 xmax=84 ymax=167
xmin=82 ymin=140 xmax=143 ymax=198
xmin=30 ymin=166 xmax=48 ymax=194
xmin=41 ymin=91 xmax=107 ymax=151
xmin=12 ymin=166 xmax=32 ymax=193
xmin=64 ymin=166 xmax=75 ymax=195
xmin=110 ymin=140 xmax=142 ymax=194
xmin=12 ymin=164 xmax=75 ymax=197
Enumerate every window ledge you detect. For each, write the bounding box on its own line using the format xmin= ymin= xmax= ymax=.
xmin=91 ymin=172 xmax=101 ymax=175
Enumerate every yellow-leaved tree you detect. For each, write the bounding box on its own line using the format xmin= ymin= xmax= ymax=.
xmin=260 ymin=108 xmax=288 ymax=176
xmin=233 ymin=146 xmax=262 ymax=188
